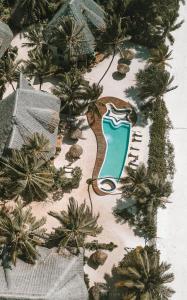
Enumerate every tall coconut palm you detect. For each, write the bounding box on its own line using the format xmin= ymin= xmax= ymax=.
xmin=83 ymin=83 xmax=103 ymax=118
xmin=161 ymin=12 xmax=184 ymax=45
xmin=0 ymin=201 xmax=46 ymax=265
xmin=52 ymin=69 xmax=89 ymax=115
xmin=0 ymin=47 xmax=21 ymax=97
xmin=136 ymin=65 xmax=177 ymax=108
xmin=24 ymin=48 xmax=58 ymax=89
xmin=120 ymin=164 xmax=148 ymax=196
xmin=0 ymin=150 xmax=54 ymax=202
xmin=23 ymin=23 xmax=48 ymax=52
xmin=148 ymin=44 xmax=173 ymax=69
xmin=48 ymin=197 xmax=102 ymax=252
xmin=22 ymin=133 xmax=51 ymax=161
xmin=12 ymin=0 xmax=49 ymax=26
xmin=48 ymin=16 xmax=86 ymax=64
xmin=111 ymin=246 xmax=175 ymax=299
xmin=98 ymin=16 xmax=130 ymax=85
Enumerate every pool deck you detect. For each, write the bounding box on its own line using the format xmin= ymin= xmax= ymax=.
xmin=87 ymin=97 xmax=133 ymax=196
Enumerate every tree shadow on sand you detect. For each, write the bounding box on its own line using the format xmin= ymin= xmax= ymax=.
xmin=125 ymin=86 xmax=148 ymax=127
xmin=113 ymin=197 xmax=137 ymax=225
xmin=124 ymin=42 xmax=150 ymax=62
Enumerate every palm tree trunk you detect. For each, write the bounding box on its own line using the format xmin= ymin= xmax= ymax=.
xmin=97 ymin=48 xmax=116 ymax=86
xmin=10 ymin=82 xmax=15 ymax=91
xmin=87 ymin=183 xmax=93 ymax=213
xmin=39 ymin=77 xmax=43 ymax=90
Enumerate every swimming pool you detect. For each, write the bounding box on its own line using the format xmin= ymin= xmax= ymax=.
xmin=98 ymin=110 xmax=131 ymax=193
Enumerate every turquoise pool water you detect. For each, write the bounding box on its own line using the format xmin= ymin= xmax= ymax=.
xmin=99 ymin=117 xmax=131 ymax=182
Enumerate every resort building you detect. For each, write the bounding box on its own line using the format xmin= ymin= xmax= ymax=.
xmin=0 ymin=74 xmax=61 ymax=158
xmin=0 ymin=247 xmax=88 ymax=300
xmin=46 ymin=0 xmax=106 ymax=56
xmin=0 ymin=21 xmax=13 ymax=58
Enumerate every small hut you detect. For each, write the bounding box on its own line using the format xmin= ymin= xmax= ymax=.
xmin=117 ymin=63 xmax=130 ymax=75
xmin=68 ymin=144 xmax=83 ymax=159
xmin=90 ymin=250 xmax=108 ymax=266
xmin=121 ymin=49 xmax=135 ymax=61
xmin=69 ymin=128 xmax=82 ymax=140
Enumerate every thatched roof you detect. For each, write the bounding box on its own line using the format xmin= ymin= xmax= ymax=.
xmin=46 ymin=0 xmax=106 ymax=55
xmin=121 ymin=49 xmax=135 ymax=60
xmin=90 ymin=250 xmax=108 ymax=266
xmin=68 ymin=144 xmax=83 ymax=158
xmin=0 ymin=247 xmax=88 ymax=300
xmin=0 ymin=21 xmax=13 ymax=58
xmin=0 ymin=73 xmax=60 ymax=158
xmin=70 ymin=128 xmax=82 ymax=140
xmin=117 ymin=63 xmax=130 ymax=74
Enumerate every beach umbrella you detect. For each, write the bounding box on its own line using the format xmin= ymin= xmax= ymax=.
xmin=117 ymin=63 xmax=130 ymax=75
xmin=70 ymin=128 xmax=82 ymax=140
xmin=121 ymin=49 xmax=135 ymax=60
xmin=90 ymin=250 xmax=108 ymax=266
xmin=68 ymin=144 xmax=83 ymax=159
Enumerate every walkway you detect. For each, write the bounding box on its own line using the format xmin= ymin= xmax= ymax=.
xmin=157 ymin=3 xmax=187 ymax=299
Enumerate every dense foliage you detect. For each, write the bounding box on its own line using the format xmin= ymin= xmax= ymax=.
xmin=0 ymin=202 xmax=46 ymax=265
xmin=48 ymin=197 xmax=102 ymax=252
xmin=109 ymin=246 xmax=175 ymax=299
xmin=116 ymin=164 xmax=172 ymax=239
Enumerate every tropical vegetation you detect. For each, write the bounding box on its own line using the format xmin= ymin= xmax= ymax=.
xmin=48 ymin=197 xmax=102 ymax=252
xmin=52 ymin=69 xmax=103 ymax=116
xmin=0 ymin=201 xmax=46 ymax=265
xmin=109 ymin=246 xmax=175 ymax=299
xmin=116 ymin=164 xmax=172 ymax=239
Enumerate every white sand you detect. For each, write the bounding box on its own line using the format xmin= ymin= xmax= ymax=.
xmin=157 ymin=3 xmax=187 ymax=299
xmin=6 ymin=32 xmax=151 ymax=284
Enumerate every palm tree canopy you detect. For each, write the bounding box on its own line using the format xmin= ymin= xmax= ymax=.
xmin=0 ymin=201 xmax=46 ymax=265
xmin=120 ymin=163 xmax=148 ymax=196
xmin=23 ymin=23 xmax=48 ymax=51
xmin=0 ymin=150 xmax=54 ymax=202
xmin=22 ymin=132 xmax=52 ymax=161
xmin=48 ymin=16 xmax=86 ymax=63
xmin=136 ymin=65 xmax=177 ymax=103
xmin=112 ymin=246 xmax=175 ymax=299
xmin=148 ymin=44 xmax=173 ymax=69
xmin=48 ymin=197 xmax=102 ymax=252
xmin=23 ymin=48 xmax=58 ymax=88
xmin=52 ymin=69 xmax=89 ymax=115
xmin=13 ymin=0 xmax=49 ymax=25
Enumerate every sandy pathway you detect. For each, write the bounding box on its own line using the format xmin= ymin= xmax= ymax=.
xmin=157 ymin=3 xmax=187 ymax=299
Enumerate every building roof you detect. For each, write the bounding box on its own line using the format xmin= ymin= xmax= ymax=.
xmin=0 ymin=21 xmax=13 ymax=58
xmin=47 ymin=0 xmax=106 ymax=55
xmin=0 ymin=74 xmax=61 ymax=158
xmin=0 ymin=247 xmax=88 ymax=300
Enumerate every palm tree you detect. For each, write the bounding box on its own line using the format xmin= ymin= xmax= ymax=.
xmin=48 ymin=197 xmax=102 ymax=252
xmin=111 ymin=246 xmax=175 ymax=299
xmin=0 ymin=47 xmax=21 ymax=97
xmin=120 ymin=164 xmax=148 ymax=196
xmin=136 ymin=65 xmax=177 ymax=107
xmin=11 ymin=0 xmax=49 ymax=26
xmin=98 ymin=16 xmax=130 ymax=85
xmin=24 ymin=48 xmax=58 ymax=89
xmin=23 ymin=23 xmax=48 ymax=52
xmin=148 ymin=44 xmax=173 ymax=69
xmin=48 ymin=16 xmax=86 ymax=64
xmin=83 ymin=83 xmax=103 ymax=119
xmin=22 ymin=133 xmax=51 ymax=161
xmin=0 ymin=201 xmax=46 ymax=265
xmin=0 ymin=150 xmax=54 ymax=202
xmin=52 ymin=69 xmax=89 ymax=115
xmin=161 ymin=12 xmax=184 ymax=45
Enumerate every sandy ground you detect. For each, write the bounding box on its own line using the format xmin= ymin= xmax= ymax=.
xmin=4 ymin=32 xmax=151 ymax=284
xmin=157 ymin=3 xmax=187 ymax=299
